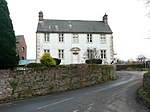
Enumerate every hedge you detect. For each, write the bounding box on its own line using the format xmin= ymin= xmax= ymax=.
xmin=86 ymin=59 xmax=102 ymax=64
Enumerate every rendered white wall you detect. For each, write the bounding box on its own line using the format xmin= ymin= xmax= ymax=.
xmin=36 ymin=33 xmax=114 ymax=64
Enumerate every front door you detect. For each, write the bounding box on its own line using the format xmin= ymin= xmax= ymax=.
xmin=70 ymin=47 xmax=81 ymax=64
xmin=72 ymin=52 xmax=79 ymax=64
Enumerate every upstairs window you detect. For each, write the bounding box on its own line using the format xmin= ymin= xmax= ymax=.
xmin=59 ymin=33 xmax=64 ymax=42
xmin=100 ymin=34 xmax=106 ymax=44
xmin=87 ymin=34 xmax=92 ymax=43
xmin=44 ymin=33 xmax=50 ymax=41
xmin=72 ymin=34 xmax=79 ymax=43
xmin=100 ymin=50 xmax=106 ymax=59
xmin=58 ymin=49 xmax=64 ymax=59
xmin=22 ymin=47 xmax=25 ymax=52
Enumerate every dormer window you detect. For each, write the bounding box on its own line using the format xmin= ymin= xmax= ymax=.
xmin=55 ymin=25 xmax=59 ymax=31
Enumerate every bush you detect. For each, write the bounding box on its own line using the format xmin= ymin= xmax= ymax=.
xmin=40 ymin=53 xmax=56 ymax=67
xmin=26 ymin=63 xmax=44 ymax=68
xmin=53 ymin=58 xmax=61 ymax=65
xmin=116 ymin=64 xmax=145 ymax=71
xmin=86 ymin=59 xmax=102 ymax=64
xmin=144 ymin=70 xmax=150 ymax=76
xmin=138 ymin=86 xmax=150 ymax=109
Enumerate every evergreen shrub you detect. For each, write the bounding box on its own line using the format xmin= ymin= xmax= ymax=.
xmin=40 ymin=53 xmax=56 ymax=67
xmin=0 ymin=0 xmax=18 ymax=69
xmin=53 ymin=58 xmax=61 ymax=65
xmin=86 ymin=59 xmax=102 ymax=64
xmin=26 ymin=63 xmax=44 ymax=68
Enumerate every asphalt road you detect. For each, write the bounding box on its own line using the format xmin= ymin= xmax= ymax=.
xmin=0 ymin=71 xmax=149 ymax=112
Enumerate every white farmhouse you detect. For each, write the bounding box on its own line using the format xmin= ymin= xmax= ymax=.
xmin=36 ymin=11 xmax=114 ymax=64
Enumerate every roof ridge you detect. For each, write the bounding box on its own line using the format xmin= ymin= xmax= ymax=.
xmin=37 ymin=19 xmax=112 ymax=33
xmin=43 ymin=19 xmax=103 ymax=22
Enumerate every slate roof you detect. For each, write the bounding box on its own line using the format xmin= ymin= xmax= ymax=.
xmin=16 ymin=35 xmax=24 ymax=43
xmin=36 ymin=19 xmax=112 ymax=34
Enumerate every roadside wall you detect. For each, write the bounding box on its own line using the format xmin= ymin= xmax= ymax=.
xmin=116 ymin=64 xmax=147 ymax=71
xmin=138 ymin=71 xmax=150 ymax=109
xmin=0 ymin=64 xmax=116 ymax=102
xmin=143 ymin=71 xmax=150 ymax=95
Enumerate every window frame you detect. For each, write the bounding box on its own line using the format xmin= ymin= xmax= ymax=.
xmin=58 ymin=49 xmax=64 ymax=59
xmin=87 ymin=34 xmax=92 ymax=43
xmin=44 ymin=33 xmax=50 ymax=42
xmin=72 ymin=34 xmax=79 ymax=43
xmin=59 ymin=33 xmax=64 ymax=42
xmin=100 ymin=49 xmax=106 ymax=59
xmin=44 ymin=49 xmax=50 ymax=53
xmin=87 ymin=49 xmax=93 ymax=59
xmin=100 ymin=34 xmax=106 ymax=44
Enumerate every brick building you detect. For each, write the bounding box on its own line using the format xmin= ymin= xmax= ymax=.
xmin=16 ymin=35 xmax=27 ymax=60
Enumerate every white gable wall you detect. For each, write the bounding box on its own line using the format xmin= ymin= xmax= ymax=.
xmin=36 ymin=33 xmax=114 ymax=64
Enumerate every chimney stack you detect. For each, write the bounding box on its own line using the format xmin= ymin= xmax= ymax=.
xmin=103 ymin=13 xmax=108 ymax=25
xmin=39 ymin=11 xmax=43 ymax=21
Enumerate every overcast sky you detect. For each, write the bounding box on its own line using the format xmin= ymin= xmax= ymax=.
xmin=6 ymin=0 xmax=150 ymax=61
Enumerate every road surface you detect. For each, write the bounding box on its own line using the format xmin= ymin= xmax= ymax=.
xmin=0 ymin=71 xmax=149 ymax=112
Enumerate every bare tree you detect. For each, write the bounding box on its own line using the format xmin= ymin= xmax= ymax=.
xmin=83 ymin=48 xmax=103 ymax=64
xmin=83 ymin=48 xmax=100 ymax=60
xmin=137 ymin=54 xmax=146 ymax=62
xmin=144 ymin=0 xmax=150 ymax=11
xmin=143 ymin=0 xmax=150 ymax=15
xmin=145 ymin=0 xmax=150 ymax=4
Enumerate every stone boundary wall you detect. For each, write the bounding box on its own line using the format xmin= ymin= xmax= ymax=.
xmin=0 ymin=64 xmax=116 ymax=102
xmin=138 ymin=71 xmax=150 ymax=109
xmin=143 ymin=72 xmax=150 ymax=94
xmin=116 ymin=64 xmax=147 ymax=71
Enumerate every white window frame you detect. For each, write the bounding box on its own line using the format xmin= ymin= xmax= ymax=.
xmin=87 ymin=34 xmax=92 ymax=43
xmin=44 ymin=49 xmax=50 ymax=53
xmin=100 ymin=50 xmax=106 ymax=59
xmin=100 ymin=34 xmax=106 ymax=44
xmin=58 ymin=49 xmax=64 ymax=59
xmin=87 ymin=49 xmax=93 ymax=59
xmin=72 ymin=34 xmax=79 ymax=43
xmin=59 ymin=33 xmax=64 ymax=42
xmin=44 ymin=33 xmax=50 ymax=42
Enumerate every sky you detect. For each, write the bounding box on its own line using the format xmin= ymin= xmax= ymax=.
xmin=6 ymin=0 xmax=150 ymax=61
